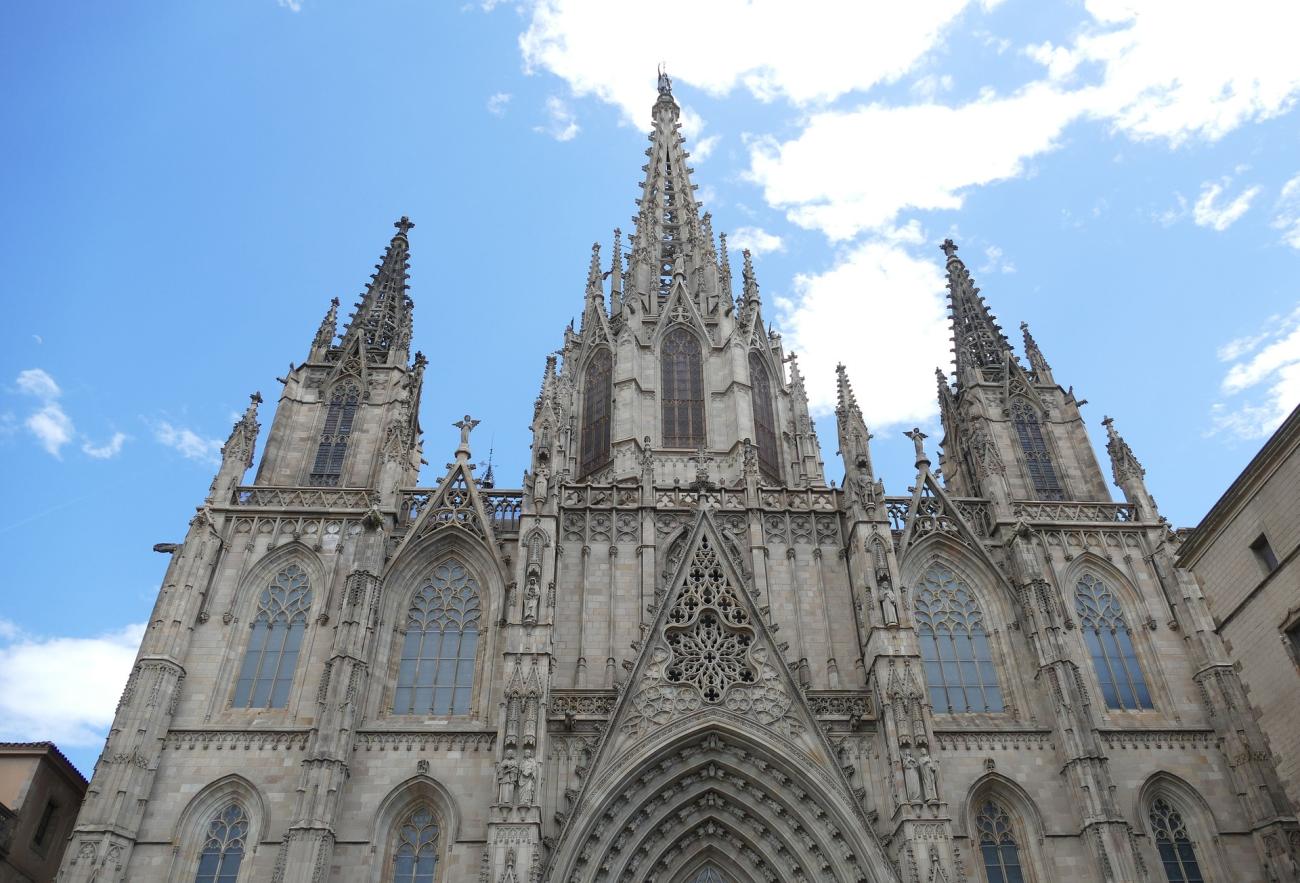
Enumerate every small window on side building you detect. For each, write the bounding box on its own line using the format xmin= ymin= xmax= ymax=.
xmin=33 ymin=800 xmax=57 ymax=847
xmin=1250 ymin=533 xmax=1279 ymax=574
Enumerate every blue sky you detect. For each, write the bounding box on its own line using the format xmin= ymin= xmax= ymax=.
xmin=2 ymin=1 xmax=1299 ymax=775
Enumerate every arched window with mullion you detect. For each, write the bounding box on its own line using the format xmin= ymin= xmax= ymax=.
xmin=392 ymin=805 xmax=440 ymax=883
xmin=393 ymin=560 xmax=482 ymax=716
xmin=309 ymin=381 xmax=360 ymax=487
xmin=1076 ymin=573 xmax=1153 ymax=710
xmin=661 ymin=327 xmax=705 ymax=448
xmin=1149 ymin=798 xmax=1205 ymax=883
xmin=579 ymin=349 xmax=612 ymax=477
xmin=748 ymin=351 xmax=780 ymax=483
xmin=194 ymin=802 xmax=248 ymax=883
xmin=914 ymin=564 xmax=1003 ymax=713
xmin=1010 ymin=398 xmax=1063 ymax=501
xmin=975 ymin=799 xmax=1026 ymax=883
xmin=233 ymin=565 xmax=312 ymax=709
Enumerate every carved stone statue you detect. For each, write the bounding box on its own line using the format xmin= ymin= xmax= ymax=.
xmin=523 ymin=575 xmax=541 ymax=624
xmin=518 ymin=747 xmax=539 ymax=805
xmin=902 ymin=749 xmax=922 ymax=803
xmin=920 ymin=747 xmax=939 ymax=804
xmin=880 ymin=584 xmax=899 ymax=627
xmin=496 ymin=749 xmax=520 ymax=805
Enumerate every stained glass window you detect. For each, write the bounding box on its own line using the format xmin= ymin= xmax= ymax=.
xmin=914 ymin=564 xmax=1003 ymax=713
xmin=975 ymin=799 xmax=1025 ymax=883
xmin=580 ymin=349 xmax=612 ymax=477
xmin=1010 ymin=399 xmax=1063 ymax=501
xmin=310 ymin=381 xmax=360 ymax=487
xmin=234 ymin=565 xmax=312 ymax=708
xmin=687 ymin=867 xmax=726 ymax=883
xmin=393 ymin=561 xmax=482 ymax=715
xmin=1075 ymin=574 xmax=1153 ymax=710
xmin=748 ymin=351 xmax=780 ymax=483
xmin=1150 ymin=798 xmax=1204 ymax=883
xmin=393 ymin=806 xmax=439 ymax=883
xmin=194 ymin=803 xmax=247 ymax=883
xmin=661 ymin=328 xmax=705 ymax=448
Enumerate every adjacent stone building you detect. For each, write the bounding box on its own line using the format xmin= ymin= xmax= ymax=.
xmin=1178 ymin=403 xmax=1300 ymax=814
xmin=1 ymin=742 xmax=87 ymax=883
xmin=59 ymin=73 xmax=1300 ymax=882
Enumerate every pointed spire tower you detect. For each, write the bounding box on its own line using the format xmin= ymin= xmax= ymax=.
xmin=1021 ymin=320 xmax=1054 ymax=384
xmin=942 ymin=238 xmax=1011 ymax=386
xmin=338 ymin=216 xmax=415 ymax=365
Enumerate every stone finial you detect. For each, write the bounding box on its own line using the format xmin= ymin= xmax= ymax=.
xmin=940 ymin=238 xmax=958 ymax=259
xmin=394 ymin=216 xmax=415 ymax=236
xmin=657 ymin=64 xmax=672 ymax=96
xmin=454 ymin=415 xmax=480 ymax=460
xmin=905 ymin=427 xmax=930 ymax=467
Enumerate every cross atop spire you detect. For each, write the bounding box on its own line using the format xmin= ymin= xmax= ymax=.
xmin=942 ymin=238 xmax=1010 ymax=383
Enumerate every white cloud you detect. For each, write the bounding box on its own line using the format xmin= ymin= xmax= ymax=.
xmin=154 ymin=421 xmax=223 ymax=464
xmin=1273 ymin=174 xmax=1300 ymax=249
xmin=518 ymin=0 xmax=974 ymax=125
xmin=691 ymin=134 xmax=720 ymax=163
xmin=277 ymin=0 xmax=302 ymax=11
xmin=1210 ymin=304 xmax=1300 ymax=438
xmin=536 ymin=95 xmax=579 ymax=141
xmin=16 ymin=368 xmax=60 ymax=400
xmin=82 ymin=432 xmax=128 ymax=460
xmin=14 ymin=368 xmax=74 ymax=457
xmin=1192 ymin=180 xmax=1261 ymax=231
xmin=981 ymin=244 xmax=1016 ymax=274
xmin=728 ymin=226 xmax=784 ymax=257
xmin=0 ymin=620 xmax=145 ymax=747
xmin=31 ymin=334 xmax=42 ymax=345
xmin=487 ymin=92 xmax=512 ymax=116
xmin=775 ymin=227 xmax=949 ymax=428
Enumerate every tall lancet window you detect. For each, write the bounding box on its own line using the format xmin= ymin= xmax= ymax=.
xmin=1149 ymin=798 xmax=1204 ymax=883
xmin=394 ymin=561 xmax=482 ymax=716
xmin=1076 ymin=574 xmax=1153 ymax=710
xmin=392 ymin=805 xmax=440 ymax=883
xmin=579 ymin=349 xmax=613 ymax=477
xmin=234 ymin=565 xmax=312 ymax=708
xmin=309 ymin=381 xmax=360 ymax=486
xmin=194 ymin=803 xmax=248 ymax=883
xmin=1010 ymin=398 xmax=1063 ymax=500
xmin=661 ymin=327 xmax=705 ymax=448
xmin=748 ymin=351 xmax=780 ymax=483
xmin=914 ymin=564 xmax=1003 ymax=713
xmin=975 ymin=800 xmax=1025 ymax=883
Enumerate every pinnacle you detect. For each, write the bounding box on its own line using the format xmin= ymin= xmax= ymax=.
xmin=835 ymin=363 xmax=859 ymax=415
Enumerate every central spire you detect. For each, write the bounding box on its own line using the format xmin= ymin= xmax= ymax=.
xmin=339 ymin=216 xmax=415 ymax=363
xmin=942 ymin=238 xmax=1010 ymax=383
xmin=628 ymin=67 xmax=706 ymax=304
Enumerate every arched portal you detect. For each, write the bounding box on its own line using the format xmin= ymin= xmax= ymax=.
xmin=548 ymin=721 xmax=895 ymax=883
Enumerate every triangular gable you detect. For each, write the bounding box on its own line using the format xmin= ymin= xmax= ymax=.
xmin=655 ymin=275 xmax=711 ymax=346
xmin=385 ymin=458 xmax=495 ymax=567
xmin=896 ymin=464 xmax=987 ymax=560
xmin=326 ymin=333 xmax=369 ymax=390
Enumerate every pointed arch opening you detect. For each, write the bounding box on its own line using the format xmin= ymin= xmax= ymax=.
xmin=1009 ymin=397 xmax=1063 ymax=500
xmin=309 ymin=380 xmax=361 ymax=486
xmin=1137 ymin=774 xmax=1224 ymax=883
xmin=913 ymin=563 xmax=1004 ymax=713
xmin=965 ymin=773 xmax=1046 ymax=883
xmin=1075 ymin=572 xmax=1153 ymax=710
xmin=579 ymin=348 xmax=613 ymax=477
xmin=662 ymin=327 xmax=705 ymax=448
xmin=370 ymin=776 xmax=460 ymax=883
xmin=393 ymin=559 xmax=482 ymax=716
xmin=194 ymin=802 xmax=248 ymax=883
xmin=233 ymin=564 xmax=312 ymax=709
xmin=167 ymin=775 xmax=266 ymax=883
xmin=748 ymin=351 xmax=780 ymax=483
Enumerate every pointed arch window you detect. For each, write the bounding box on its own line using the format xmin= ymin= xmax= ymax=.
xmin=1149 ymin=798 xmax=1204 ymax=882
xmin=194 ymin=802 xmax=247 ymax=883
xmin=309 ymin=381 xmax=360 ymax=486
xmin=1010 ymin=398 xmax=1063 ymax=501
xmin=976 ymin=799 xmax=1025 ymax=883
xmin=392 ymin=805 xmax=440 ymax=883
xmin=661 ymin=327 xmax=705 ymax=448
xmin=233 ymin=565 xmax=312 ymax=708
xmin=394 ymin=561 xmax=482 ymax=716
xmin=748 ymin=351 xmax=780 ymax=483
xmin=1076 ymin=574 xmax=1152 ymax=710
xmin=580 ymin=349 xmax=613 ymax=477
xmin=687 ymin=867 xmax=726 ymax=883
xmin=914 ymin=564 xmax=1003 ymax=713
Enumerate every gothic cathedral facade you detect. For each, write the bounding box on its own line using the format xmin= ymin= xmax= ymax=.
xmin=60 ymin=75 xmax=1300 ymax=883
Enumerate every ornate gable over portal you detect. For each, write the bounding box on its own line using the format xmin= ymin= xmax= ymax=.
xmin=546 ymin=511 xmax=898 ymax=883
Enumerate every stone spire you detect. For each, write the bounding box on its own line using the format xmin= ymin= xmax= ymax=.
xmin=207 ymin=392 xmax=261 ymax=503
xmin=718 ymin=231 xmax=733 ymax=303
xmin=740 ymin=248 xmax=761 ymax=322
xmin=1102 ymin=415 xmax=1158 ymax=518
xmin=609 ymin=228 xmax=623 ymax=313
xmin=310 ymin=297 xmax=340 ymax=360
xmin=835 ymin=363 xmax=874 ymax=481
xmin=628 ymin=69 xmax=706 ymax=307
xmin=339 ymin=216 xmax=415 ymax=361
xmin=1020 ymin=321 xmax=1054 ymax=384
xmin=942 ymin=238 xmax=1010 ymax=384
xmin=787 ymin=354 xmax=826 ymax=485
